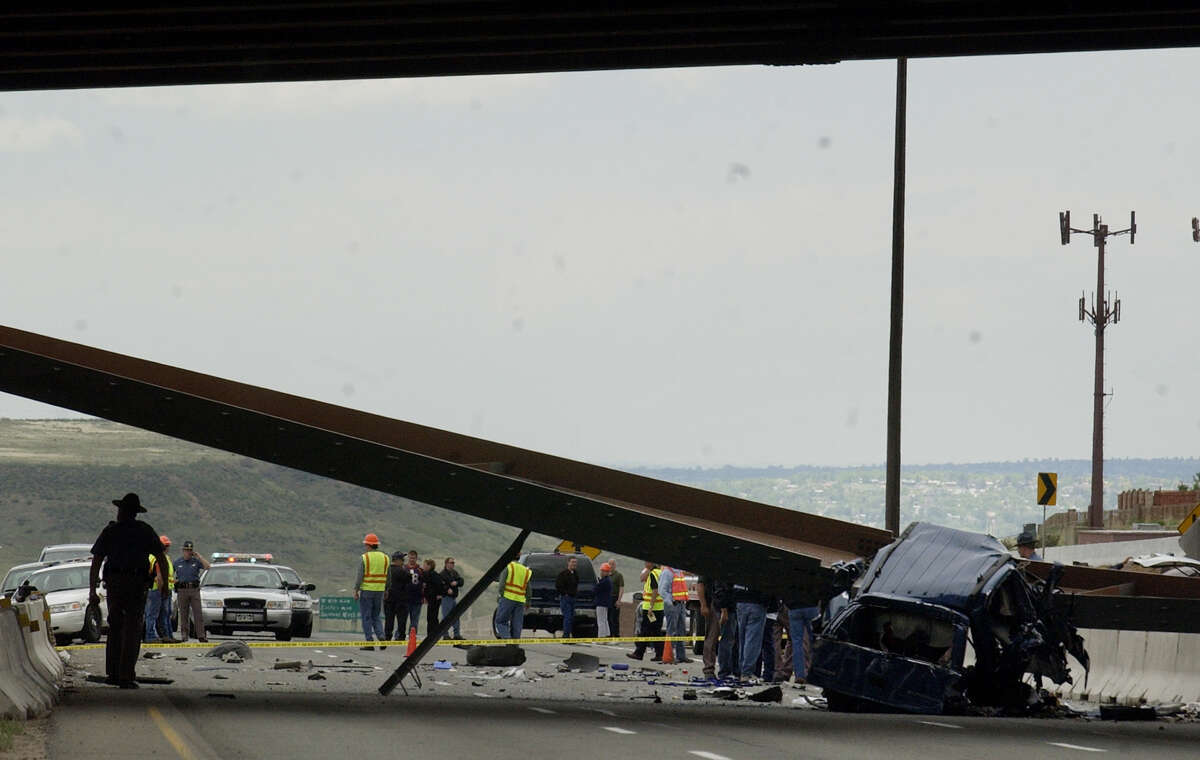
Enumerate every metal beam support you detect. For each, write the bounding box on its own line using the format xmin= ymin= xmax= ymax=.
xmin=380 ymin=528 xmax=530 ymax=696
xmin=0 ymin=324 xmax=892 ymax=598
xmin=885 ymin=57 xmax=906 ymax=537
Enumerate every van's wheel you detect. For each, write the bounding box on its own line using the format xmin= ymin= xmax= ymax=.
xmin=82 ymin=603 xmax=103 ymax=643
xmin=54 ymin=634 xmax=72 ymax=646
xmin=275 ymin=629 xmax=293 ymax=642
xmin=299 ymin=619 xmax=313 ymax=638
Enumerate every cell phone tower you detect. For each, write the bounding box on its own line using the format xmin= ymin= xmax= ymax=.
xmin=1058 ymin=210 xmax=1135 ymax=529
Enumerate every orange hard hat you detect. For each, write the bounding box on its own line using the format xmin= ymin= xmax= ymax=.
xmin=363 ymin=533 xmax=380 ymax=545
xmin=160 ymin=535 xmax=171 ymax=547
xmin=600 ymin=563 xmax=612 ymax=572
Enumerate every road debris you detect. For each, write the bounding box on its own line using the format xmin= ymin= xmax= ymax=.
xmin=707 ymin=687 xmax=739 ymax=701
xmin=272 ymin=660 xmax=311 ymax=671
xmin=206 ymin=693 xmax=236 ymax=699
xmin=749 ymin=685 xmax=783 ymax=703
xmin=142 ymin=651 xmax=163 ymax=659
xmin=204 ymin=641 xmax=253 ymax=660
xmin=1100 ymin=705 xmax=1157 ymax=721
xmin=563 ymin=652 xmax=600 ymax=673
xmin=308 ymin=673 xmax=327 ymax=681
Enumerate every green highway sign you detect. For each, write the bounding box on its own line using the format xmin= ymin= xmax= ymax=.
xmin=319 ymin=596 xmax=359 ymax=621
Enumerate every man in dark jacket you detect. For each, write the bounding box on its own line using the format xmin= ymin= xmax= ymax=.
xmin=439 ymin=557 xmax=465 ymax=640
xmin=382 ymin=551 xmax=408 ymax=646
xmin=421 ymin=559 xmax=445 ymax=637
xmin=88 ymin=493 xmax=170 ymax=689
xmin=555 ymin=557 xmax=580 ymax=638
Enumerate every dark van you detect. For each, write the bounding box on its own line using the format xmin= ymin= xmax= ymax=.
xmin=494 ymin=551 xmax=598 ymax=637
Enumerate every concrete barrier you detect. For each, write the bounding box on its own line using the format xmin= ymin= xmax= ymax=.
xmin=14 ymin=605 xmax=57 ymax=693
xmin=17 ymin=599 xmax=64 ymax=683
xmin=0 ymin=600 xmax=52 ymax=718
xmin=1054 ymin=628 xmax=1200 ymax=705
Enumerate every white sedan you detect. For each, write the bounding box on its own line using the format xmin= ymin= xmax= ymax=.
xmin=25 ymin=561 xmax=108 ymax=645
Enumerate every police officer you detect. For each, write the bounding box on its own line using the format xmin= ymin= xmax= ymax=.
xmin=173 ymin=540 xmax=210 ymax=642
xmin=1016 ymin=531 xmax=1042 ymax=560
xmin=88 ymin=493 xmax=170 ymax=689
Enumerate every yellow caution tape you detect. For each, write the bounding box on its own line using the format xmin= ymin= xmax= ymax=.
xmin=58 ymin=635 xmax=702 ymax=652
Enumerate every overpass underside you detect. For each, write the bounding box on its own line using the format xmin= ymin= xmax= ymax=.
xmin=0 ymin=324 xmax=892 ymax=598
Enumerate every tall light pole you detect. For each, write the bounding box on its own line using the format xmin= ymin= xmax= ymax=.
xmin=885 ymin=58 xmax=907 ymax=537
xmin=1058 ymin=210 xmax=1135 ymax=528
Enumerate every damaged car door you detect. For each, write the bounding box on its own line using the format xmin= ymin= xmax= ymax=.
xmin=812 ymin=594 xmax=969 ymax=714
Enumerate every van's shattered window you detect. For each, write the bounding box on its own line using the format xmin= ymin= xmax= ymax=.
xmin=845 ymin=606 xmax=954 ymax=665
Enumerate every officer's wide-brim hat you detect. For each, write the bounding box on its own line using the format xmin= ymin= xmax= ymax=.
xmin=112 ymin=492 xmax=148 ymax=513
xmin=1016 ymin=531 xmax=1036 ymax=547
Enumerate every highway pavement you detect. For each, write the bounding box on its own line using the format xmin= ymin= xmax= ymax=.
xmin=37 ymin=633 xmax=1200 ymax=760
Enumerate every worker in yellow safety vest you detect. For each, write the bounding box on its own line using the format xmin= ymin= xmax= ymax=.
xmin=145 ymin=535 xmax=176 ymax=642
xmin=354 ymin=533 xmax=389 ymax=648
xmin=495 ymin=559 xmax=532 ymax=639
xmin=628 ymin=562 xmax=664 ymax=661
xmin=660 ymin=565 xmax=694 ymax=664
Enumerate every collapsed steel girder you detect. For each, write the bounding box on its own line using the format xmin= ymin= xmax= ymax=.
xmin=0 ymin=324 xmax=892 ymax=598
xmin=1027 ymin=560 xmax=1200 ymax=634
xmin=5 ymin=3 xmax=1200 ymax=92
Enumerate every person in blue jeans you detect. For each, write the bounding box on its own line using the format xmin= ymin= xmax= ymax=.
xmin=143 ymin=584 xmax=163 ymax=642
xmin=555 ymin=557 xmax=579 ymax=637
xmin=788 ymin=605 xmax=821 ymax=684
xmin=734 ymin=584 xmax=769 ymax=681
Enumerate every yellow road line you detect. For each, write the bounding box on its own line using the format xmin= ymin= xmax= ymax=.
xmin=148 ymin=706 xmax=198 ymax=760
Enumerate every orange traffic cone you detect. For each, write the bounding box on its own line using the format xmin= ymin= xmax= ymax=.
xmin=406 ymin=626 xmax=418 ymax=656
xmin=662 ymin=633 xmax=674 ymax=664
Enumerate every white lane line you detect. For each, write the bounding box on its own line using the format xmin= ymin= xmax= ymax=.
xmin=689 ymin=752 xmax=733 ymax=760
xmin=603 ymin=727 xmax=637 ymax=735
xmin=589 ymin=708 xmax=618 ymax=717
xmin=472 ymin=692 xmax=493 ymax=698
xmin=529 ymin=707 xmax=557 ymax=714
xmin=1048 ymin=743 xmax=1107 ymax=753
xmin=917 ymin=720 xmax=962 ymax=729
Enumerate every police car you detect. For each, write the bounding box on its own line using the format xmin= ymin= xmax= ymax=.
xmin=200 ymin=561 xmax=298 ymax=640
xmin=23 ymin=560 xmax=108 ymax=645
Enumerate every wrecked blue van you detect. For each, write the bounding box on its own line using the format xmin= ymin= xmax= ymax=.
xmin=809 ymin=522 xmax=1088 ymax=714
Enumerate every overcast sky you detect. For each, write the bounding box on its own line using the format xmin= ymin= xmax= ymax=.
xmin=1 ymin=49 xmax=1198 ymax=468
